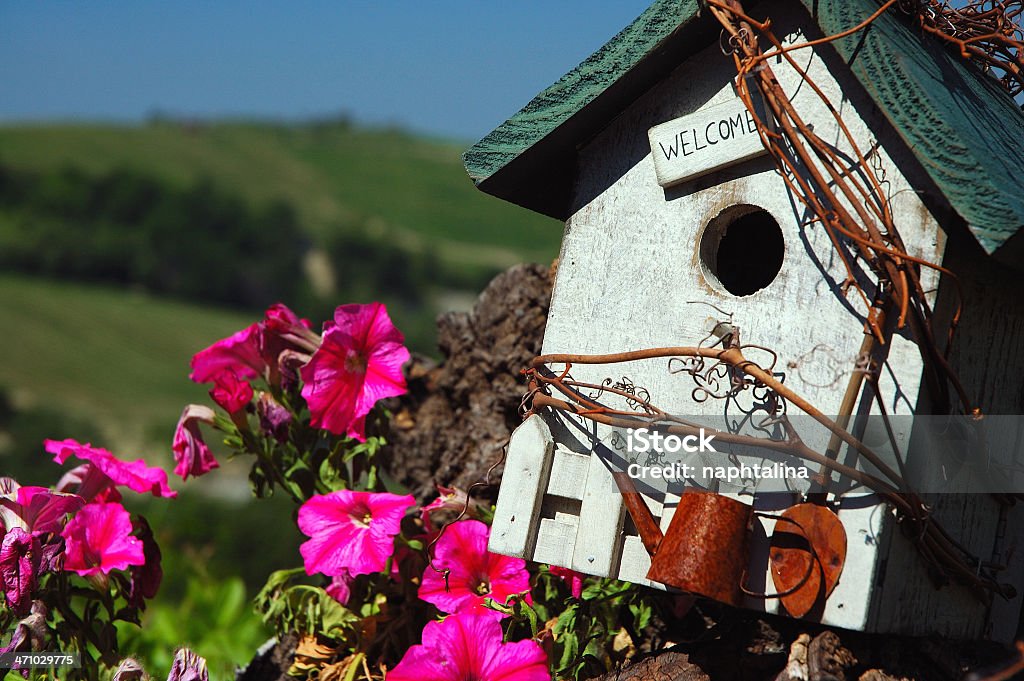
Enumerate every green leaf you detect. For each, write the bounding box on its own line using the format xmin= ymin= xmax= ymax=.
xmin=318 ymin=454 xmax=349 ymax=492
xmin=628 ymin=600 xmax=653 ymax=632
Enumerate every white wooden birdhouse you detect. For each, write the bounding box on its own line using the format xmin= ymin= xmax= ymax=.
xmin=464 ymin=0 xmax=1024 ymax=640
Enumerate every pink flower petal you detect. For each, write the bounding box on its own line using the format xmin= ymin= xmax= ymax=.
xmin=549 ymin=565 xmax=584 ymax=599
xmin=0 ymin=486 xmax=84 ymax=535
xmin=209 ymin=371 xmax=254 ymax=413
xmin=388 ymin=614 xmax=549 ymax=681
xmin=61 ymin=502 xmax=145 ymax=576
xmin=325 ymin=572 xmax=352 ymax=605
xmin=297 ymin=490 xmax=414 ymax=577
xmin=261 ymin=303 xmax=318 ymax=359
xmin=189 ymin=323 xmax=265 ymax=384
xmin=300 ymin=302 xmax=409 ymax=441
xmin=55 ymin=464 xmax=122 ymax=503
xmin=45 ymin=439 xmax=176 ymax=498
xmin=419 ymin=520 xmax=530 ymax=619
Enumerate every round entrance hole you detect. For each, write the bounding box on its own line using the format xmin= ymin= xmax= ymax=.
xmin=699 ymin=205 xmax=785 ymax=296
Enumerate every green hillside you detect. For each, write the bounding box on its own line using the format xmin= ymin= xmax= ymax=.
xmin=0 ymin=274 xmax=254 ymax=456
xmin=0 ymin=120 xmax=560 ymax=268
xmin=0 ymin=120 xmax=560 ymax=457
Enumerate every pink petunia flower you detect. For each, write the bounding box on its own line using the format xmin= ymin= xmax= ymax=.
xmin=189 ymin=323 xmax=265 ymax=384
xmin=549 ymin=565 xmax=584 ymax=599
xmin=172 ymin=405 xmax=220 ymax=481
xmin=300 ymin=302 xmax=410 ymax=441
xmin=298 ymin=490 xmax=415 ymax=577
xmin=190 ymin=304 xmax=319 ymax=393
xmin=0 ymin=479 xmax=84 ymax=535
xmin=388 ymin=613 xmax=549 ymax=681
xmin=209 ymin=371 xmax=254 ymax=414
xmin=418 ymin=519 xmax=530 ymax=619
xmin=61 ymin=502 xmax=145 ymax=576
xmin=45 ymin=439 xmax=176 ymax=498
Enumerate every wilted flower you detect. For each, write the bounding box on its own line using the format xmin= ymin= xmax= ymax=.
xmin=127 ymin=517 xmax=162 ymax=608
xmin=171 ymin=405 xmax=219 ymax=481
xmin=419 ymin=484 xmax=483 ymax=530
xmin=208 ymin=371 xmax=254 ymax=414
xmin=111 ymin=658 xmax=148 ymax=681
xmin=298 ymin=490 xmax=415 ymax=577
xmin=549 ymin=565 xmax=584 ymax=599
xmin=300 ymin=302 xmax=410 ymax=441
xmin=0 ymin=528 xmax=39 ymax=616
xmin=45 ymin=439 xmax=176 ymax=498
xmin=167 ymin=648 xmax=209 ymax=681
xmin=256 ymin=392 xmax=291 ymax=442
xmin=36 ymin=536 xmax=64 ymax=574
xmin=0 ymin=479 xmax=84 ymax=534
xmin=418 ymin=519 xmax=530 ymax=619
xmin=388 ymin=613 xmax=549 ymax=681
xmin=61 ymin=502 xmax=145 ymax=576
xmin=261 ymin=303 xmax=319 ymax=360
xmin=2 ymin=601 xmax=48 ymax=678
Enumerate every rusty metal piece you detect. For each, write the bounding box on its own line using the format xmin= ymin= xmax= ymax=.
xmin=769 ymin=503 xmax=848 ymax=618
xmin=649 ymin=490 xmax=752 ymax=606
xmin=613 ymin=472 xmax=665 ymax=556
xmin=615 ymin=469 xmax=752 ymax=606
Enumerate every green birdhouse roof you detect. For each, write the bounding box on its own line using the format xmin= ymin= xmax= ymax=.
xmin=463 ymin=0 xmax=1024 ymax=255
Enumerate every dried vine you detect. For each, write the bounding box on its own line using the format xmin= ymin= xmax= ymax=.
xmin=908 ymin=0 xmax=1024 ymax=100
xmin=522 ymin=335 xmax=1014 ymax=602
xmin=706 ymin=0 xmax=978 ymax=417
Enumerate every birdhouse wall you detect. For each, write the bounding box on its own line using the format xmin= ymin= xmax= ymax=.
xmin=490 ymin=0 xmax=1022 ymax=640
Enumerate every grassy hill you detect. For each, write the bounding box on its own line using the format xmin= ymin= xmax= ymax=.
xmin=0 ymin=119 xmax=561 ymax=457
xmin=0 ymin=274 xmax=255 ymax=457
xmin=0 ymin=120 xmax=561 ymax=269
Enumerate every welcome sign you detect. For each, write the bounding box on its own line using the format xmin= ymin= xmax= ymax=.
xmin=648 ymin=98 xmax=769 ymax=187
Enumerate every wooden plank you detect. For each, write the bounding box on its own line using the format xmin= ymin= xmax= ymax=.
xmin=822 ymin=496 xmax=891 ymax=631
xmin=870 ymin=495 xmax=992 ymax=639
xmin=989 ymin=501 xmax=1024 ymax=642
xmin=533 ymin=517 xmax=579 ymax=567
xmin=618 ymin=534 xmax=659 ymax=587
xmin=648 ymin=98 xmax=768 ymax=188
xmin=546 ymin=449 xmax=591 ymax=500
xmin=571 ymin=448 xmax=625 ymax=578
xmin=489 ymin=415 xmax=554 ymax=558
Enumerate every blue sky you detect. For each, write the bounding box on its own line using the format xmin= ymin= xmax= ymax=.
xmin=1 ymin=2 xmax=650 ymax=141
